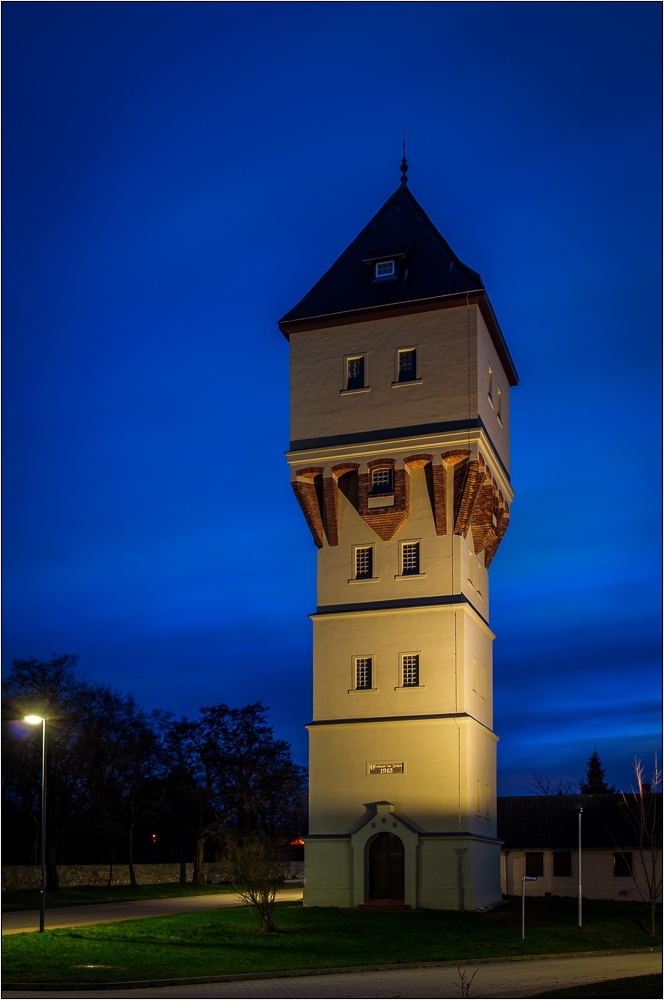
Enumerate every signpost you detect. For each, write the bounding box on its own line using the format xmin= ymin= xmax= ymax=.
xmin=521 ymin=875 xmax=537 ymax=939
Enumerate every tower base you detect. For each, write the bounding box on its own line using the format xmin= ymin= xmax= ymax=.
xmin=304 ymin=803 xmax=502 ymax=910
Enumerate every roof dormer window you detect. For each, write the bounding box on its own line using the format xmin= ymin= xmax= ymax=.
xmin=375 ymin=260 xmax=395 ymax=279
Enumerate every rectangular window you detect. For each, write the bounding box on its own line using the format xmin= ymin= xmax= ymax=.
xmin=553 ymin=852 xmax=572 ymax=877
xmin=375 ymin=260 xmax=395 ymax=278
xmin=614 ymin=852 xmax=633 ymax=877
xmin=526 ymin=853 xmax=544 ymax=877
xmin=398 ymin=348 xmax=417 ymax=382
xmin=476 ymin=780 xmax=481 ymax=815
xmin=355 ymin=546 xmax=373 ymax=580
xmin=472 ymin=658 xmax=478 ymax=692
xmin=477 ymin=564 xmax=484 ymax=596
xmin=402 ymin=654 xmax=419 ymax=687
xmin=371 ymin=467 xmax=393 ymax=494
xmin=485 ymin=784 xmax=490 ymax=818
xmin=355 ymin=657 xmax=372 ymax=690
xmin=401 ymin=541 xmax=420 ymax=575
xmin=346 ymin=355 xmax=365 ymax=390
xmin=488 ymin=365 xmax=493 ymax=401
xmin=468 ymin=550 xmax=474 ymax=586
xmin=497 ymin=386 xmax=502 ymax=422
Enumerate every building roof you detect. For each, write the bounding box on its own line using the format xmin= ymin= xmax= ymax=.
xmin=497 ymin=794 xmax=662 ymax=851
xmin=278 ymin=178 xmax=518 ymax=386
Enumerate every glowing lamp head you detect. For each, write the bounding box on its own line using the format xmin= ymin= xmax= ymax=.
xmin=24 ymin=715 xmax=45 ymax=725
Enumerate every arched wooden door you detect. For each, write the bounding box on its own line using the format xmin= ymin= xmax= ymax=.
xmin=368 ymin=833 xmax=405 ymax=900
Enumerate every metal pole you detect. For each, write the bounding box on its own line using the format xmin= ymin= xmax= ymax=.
xmin=577 ymin=807 xmax=583 ymax=928
xmin=40 ymin=719 xmax=46 ymax=933
xmin=521 ymin=875 xmax=525 ymax=939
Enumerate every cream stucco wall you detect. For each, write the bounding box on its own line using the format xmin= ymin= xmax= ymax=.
xmin=307 ymin=716 xmax=497 ymax=837
xmin=290 ymin=302 xmax=510 ymax=909
xmin=503 ymin=849 xmax=663 ymax=902
xmin=289 ymin=307 xmax=477 ymax=443
xmin=317 ymin=465 xmax=490 ymax=623
xmin=476 ymin=309 xmax=510 ymax=469
xmin=311 ymin=605 xmax=493 ymax=729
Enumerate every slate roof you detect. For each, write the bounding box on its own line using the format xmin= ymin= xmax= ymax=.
xmin=497 ymin=794 xmax=662 ymax=851
xmin=278 ymin=180 xmax=518 ymax=386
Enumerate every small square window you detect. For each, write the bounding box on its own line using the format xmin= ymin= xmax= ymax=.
xmin=355 ymin=546 xmax=373 ymax=580
xmin=526 ymin=853 xmax=544 ymax=877
xmin=553 ymin=852 xmax=572 ymax=877
xmin=402 ymin=654 xmax=419 ymax=687
xmin=375 ymin=260 xmax=395 ymax=278
xmin=355 ymin=657 xmax=372 ymax=690
xmin=401 ymin=541 xmax=420 ymax=575
xmin=614 ymin=852 xmax=633 ymax=877
xmin=346 ymin=355 xmax=365 ymax=391
xmin=371 ymin=468 xmax=393 ymax=494
xmin=398 ymin=349 xmax=417 ymax=382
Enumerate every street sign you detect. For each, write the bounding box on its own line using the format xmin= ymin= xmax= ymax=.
xmin=524 ymin=875 xmax=538 ymax=881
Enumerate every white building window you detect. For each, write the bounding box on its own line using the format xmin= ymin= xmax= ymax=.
xmin=402 ymin=654 xmax=419 ymax=687
xmin=355 ymin=657 xmax=373 ymax=690
xmin=398 ymin=348 xmax=417 ymax=382
xmin=375 ymin=260 xmax=395 ymax=278
xmin=346 ymin=355 xmax=365 ymax=391
xmin=355 ymin=546 xmax=373 ymax=580
xmin=401 ymin=541 xmax=420 ymax=575
xmin=371 ymin=467 xmax=393 ymax=494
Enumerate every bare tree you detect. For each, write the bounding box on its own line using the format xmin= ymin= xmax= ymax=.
xmin=618 ymin=757 xmax=662 ymax=937
xmin=456 ymin=965 xmax=478 ymax=998
xmin=522 ymin=769 xmax=577 ymax=795
xmin=226 ymin=834 xmax=288 ymax=933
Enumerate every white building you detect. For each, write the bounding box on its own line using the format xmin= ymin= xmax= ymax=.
xmin=279 ymin=159 xmax=518 ymax=909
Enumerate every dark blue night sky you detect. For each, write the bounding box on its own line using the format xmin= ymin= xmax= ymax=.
xmin=3 ymin=2 xmax=661 ymax=793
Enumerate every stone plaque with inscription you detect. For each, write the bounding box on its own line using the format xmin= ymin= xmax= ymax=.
xmin=368 ymin=762 xmax=404 ymax=775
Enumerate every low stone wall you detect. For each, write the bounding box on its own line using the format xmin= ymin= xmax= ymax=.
xmin=2 ymin=862 xmax=304 ymax=892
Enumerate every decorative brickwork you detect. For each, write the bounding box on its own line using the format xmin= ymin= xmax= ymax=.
xmin=295 ymin=466 xmax=325 ymax=480
xmin=331 ymin=462 xmax=360 ymax=479
xmin=292 ymin=480 xmax=325 ymax=548
xmin=321 ymin=476 xmax=339 ymax=546
xmin=403 ymin=453 xmax=433 ymax=470
xmin=453 ymin=460 xmax=484 ymax=537
xmin=455 ymin=455 xmax=509 ymax=568
xmin=430 ymin=464 xmax=447 ymax=535
xmin=485 ymin=501 xmax=510 ymax=567
xmin=441 ymin=449 xmax=471 ymax=468
xmin=358 ymin=458 xmax=411 ymax=541
xmin=366 ymin=457 xmax=397 ymax=470
xmin=469 ymin=478 xmax=497 ymax=554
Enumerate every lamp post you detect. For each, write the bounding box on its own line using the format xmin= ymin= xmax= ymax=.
xmin=24 ymin=715 xmax=47 ymax=933
xmin=577 ymin=806 xmax=583 ymax=928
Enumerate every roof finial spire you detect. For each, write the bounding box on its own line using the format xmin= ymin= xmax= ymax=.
xmin=400 ymin=129 xmax=408 ymax=187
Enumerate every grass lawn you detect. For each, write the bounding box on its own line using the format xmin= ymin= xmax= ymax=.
xmin=532 ymin=973 xmax=662 ymax=998
xmin=2 ymin=897 xmax=660 ymax=985
xmin=1 ymin=881 xmax=242 ymax=913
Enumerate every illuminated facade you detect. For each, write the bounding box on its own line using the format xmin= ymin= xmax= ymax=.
xmin=279 ymin=160 xmax=518 ymax=909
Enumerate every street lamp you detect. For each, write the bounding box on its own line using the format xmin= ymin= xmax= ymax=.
xmin=24 ymin=715 xmax=47 ymax=933
xmin=577 ymin=806 xmax=583 ymax=928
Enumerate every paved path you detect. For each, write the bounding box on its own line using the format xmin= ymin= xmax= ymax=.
xmin=1 ymin=888 xmax=303 ymax=936
xmin=3 ymin=951 xmax=660 ymax=999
